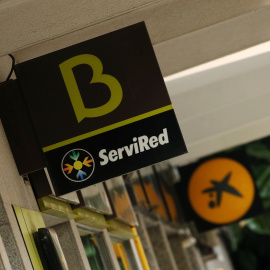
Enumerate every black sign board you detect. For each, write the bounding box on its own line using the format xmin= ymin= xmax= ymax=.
xmin=176 ymin=152 xmax=263 ymax=232
xmin=14 ymin=22 xmax=187 ymax=196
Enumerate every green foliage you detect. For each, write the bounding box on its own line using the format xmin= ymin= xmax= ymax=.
xmin=246 ymin=141 xmax=270 ymax=209
xmin=237 ymin=249 xmax=257 ymax=270
xmin=228 ymin=223 xmax=244 ymax=251
xmin=227 ymin=137 xmax=270 ymax=269
xmin=246 ymin=214 xmax=270 ymax=235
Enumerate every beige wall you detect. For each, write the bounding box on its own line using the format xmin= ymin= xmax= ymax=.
xmin=0 ymin=0 xmax=270 ymax=73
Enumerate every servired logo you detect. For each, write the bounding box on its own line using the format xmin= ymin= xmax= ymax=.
xmin=188 ymin=158 xmax=255 ymax=224
xmin=62 ymin=149 xmax=95 ymax=182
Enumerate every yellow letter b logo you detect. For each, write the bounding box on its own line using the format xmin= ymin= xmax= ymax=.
xmin=59 ymin=54 xmax=123 ymax=122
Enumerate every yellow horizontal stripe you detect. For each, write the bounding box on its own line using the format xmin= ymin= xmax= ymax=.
xmin=43 ymin=105 xmax=173 ymax=152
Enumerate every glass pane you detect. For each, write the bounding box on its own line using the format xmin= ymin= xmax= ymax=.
xmin=125 ymin=171 xmax=149 ymax=208
xmin=155 ymin=163 xmax=181 ymax=222
xmin=113 ymin=243 xmax=130 ymax=270
xmin=140 ymin=166 xmax=169 ymax=219
xmin=80 ymin=183 xmax=113 ymax=215
xmin=81 ymin=235 xmax=105 ymax=270
xmin=59 ymin=192 xmax=80 ymax=204
xmin=106 ymin=176 xmax=138 ymax=225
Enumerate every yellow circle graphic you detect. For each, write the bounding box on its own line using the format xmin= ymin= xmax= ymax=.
xmin=74 ymin=161 xmax=83 ymax=170
xmin=188 ymin=158 xmax=255 ymax=224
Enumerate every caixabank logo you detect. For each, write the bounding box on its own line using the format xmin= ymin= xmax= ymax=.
xmin=188 ymin=158 xmax=255 ymax=224
xmin=177 ymin=154 xmax=263 ymax=232
xmin=62 ymin=149 xmax=95 ymax=182
xmin=15 ymin=22 xmax=187 ymax=195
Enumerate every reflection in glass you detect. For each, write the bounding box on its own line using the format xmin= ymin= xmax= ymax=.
xmin=81 ymin=235 xmax=105 ymax=270
xmin=139 ymin=166 xmax=169 ymax=219
xmin=125 ymin=171 xmax=149 ymax=208
xmin=58 ymin=192 xmax=80 ymax=204
xmin=80 ymin=183 xmax=113 ymax=215
xmin=106 ymin=176 xmax=138 ymax=225
xmin=113 ymin=243 xmax=130 ymax=270
xmin=155 ymin=162 xmax=181 ymax=222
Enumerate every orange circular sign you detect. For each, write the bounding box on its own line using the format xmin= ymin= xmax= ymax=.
xmin=188 ymin=158 xmax=255 ymax=224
